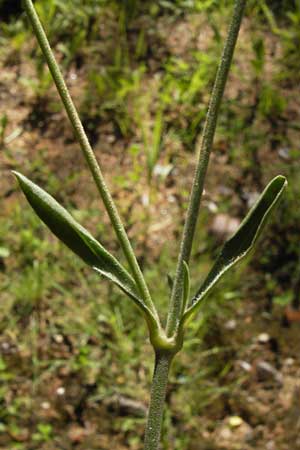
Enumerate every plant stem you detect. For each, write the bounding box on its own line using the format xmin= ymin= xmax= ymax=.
xmin=144 ymin=353 xmax=172 ymax=450
xmin=23 ymin=0 xmax=158 ymax=319
xmin=166 ymin=0 xmax=247 ymax=337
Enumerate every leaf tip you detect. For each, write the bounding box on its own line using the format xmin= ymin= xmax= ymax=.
xmin=183 ymin=260 xmax=189 ymax=271
xmin=269 ymin=175 xmax=287 ymax=203
xmin=12 ymin=172 xmax=35 ymax=198
xmin=12 ymin=170 xmax=25 ymax=186
xmin=274 ymin=174 xmax=287 ymax=189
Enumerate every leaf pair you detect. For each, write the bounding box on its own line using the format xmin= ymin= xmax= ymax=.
xmin=13 ymin=172 xmax=155 ymax=323
xmin=180 ymin=175 xmax=287 ymax=328
xmin=14 ymin=172 xmax=287 ymax=336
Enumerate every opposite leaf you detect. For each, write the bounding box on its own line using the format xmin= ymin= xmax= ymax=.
xmin=181 ymin=175 xmax=287 ymax=328
xmin=13 ymin=171 xmax=151 ymax=316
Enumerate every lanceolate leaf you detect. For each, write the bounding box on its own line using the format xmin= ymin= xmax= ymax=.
xmin=181 ymin=175 xmax=287 ymax=327
xmin=13 ymin=171 xmax=154 ymax=319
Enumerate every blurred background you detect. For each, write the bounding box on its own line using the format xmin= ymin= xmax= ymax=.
xmin=0 ymin=1 xmax=300 ymax=449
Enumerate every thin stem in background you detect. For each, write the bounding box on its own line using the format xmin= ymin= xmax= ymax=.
xmin=23 ymin=0 xmax=158 ymax=321
xmin=166 ymin=0 xmax=247 ymax=337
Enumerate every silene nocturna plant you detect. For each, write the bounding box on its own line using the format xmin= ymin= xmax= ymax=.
xmin=13 ymin=1 xmax=287 ymax=449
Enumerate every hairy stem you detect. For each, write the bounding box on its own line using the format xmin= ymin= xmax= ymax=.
xmin=144 ymin=353 xmax=172 ymax=450
xmin=166 ymin=0 xmax=247 ymax=336
xmin=23 ymin=0 xmax=158 ymax=319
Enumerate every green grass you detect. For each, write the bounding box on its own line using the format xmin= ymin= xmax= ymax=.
xmin=1 ymin=1 xmax=300 ymax=448
xmin=1 ymin=205 xmax=230 ymax=449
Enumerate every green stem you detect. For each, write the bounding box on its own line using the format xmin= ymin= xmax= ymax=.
xmin=23 ymin=0 xmax=158 ymax=320
xmin=166 ymin=0 xmax=247 ymax=337
xmin=144 ymin=353 xmax=172 ymax=450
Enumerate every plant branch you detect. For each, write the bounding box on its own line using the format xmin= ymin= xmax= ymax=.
xmin=23 ymin=0 xmax=158 ymax=320
xmin=166 ymin=0 xmax=247 ymax=337
xmin=144 ymin=352 xmax=172 ymax=450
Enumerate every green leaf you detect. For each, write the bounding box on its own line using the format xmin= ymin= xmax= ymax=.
xmin=181 ymin=175 xmax=287 ymax=327
xmin=13 ymin=171 xmax=153 ymax=318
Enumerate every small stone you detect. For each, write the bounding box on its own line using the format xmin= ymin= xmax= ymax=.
xmin=211 ymin=213 xmax=240 ymax=237
xmin=256 ymin=361 xmax=283 ymax=385
xmin=228 ymin=416 xmax=243 ymax=428
xmin=218 ymin=185 xmax=232 ymax=196
xmin=56 ymin=387 xmax=65 ymax=396
xmin=153 ymin=164 xmax=172 ymax=178
xmin=41 ymin=401 xmax=51 ymax=410
xmin=225 ymin=319 xmax=237 ymax=330
xmin=141 ymin=193 xmax=149 ymax=206
xmin=69 ymin=72 xmax=77 ymax=81
xmin=207 ymin=201 xmax=218 ymax=213
xmin=284 ymin=358 xmax=295 ymax=367
xmin=53 ymin=334 xmax=64 ymax=344
xmin=245 ymin=426 xmax=264 ymax=444
xmin=106 ymin=134 xmax=115 ymax=143
xmin=237 ymin=360 xmax=252 ymax=372
xmin=278 ymin=147 xmax=290 ymax=160
xmin=244 ymin=430 xmax=256 ymax=444
xmin=167 ymin=194 xmax=176 ymax=203
xmin=244 ymin=191 xmax=260 ymax=208
xmin=219 ymin=427 xmax=232 ymax=440
xmin=1 ymin=342 xmax=9 ymax=350
xmin=104 ymin=394 xmax=147 ymax=417
xmin=257 ymin=333 xmax=270 ymax=344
